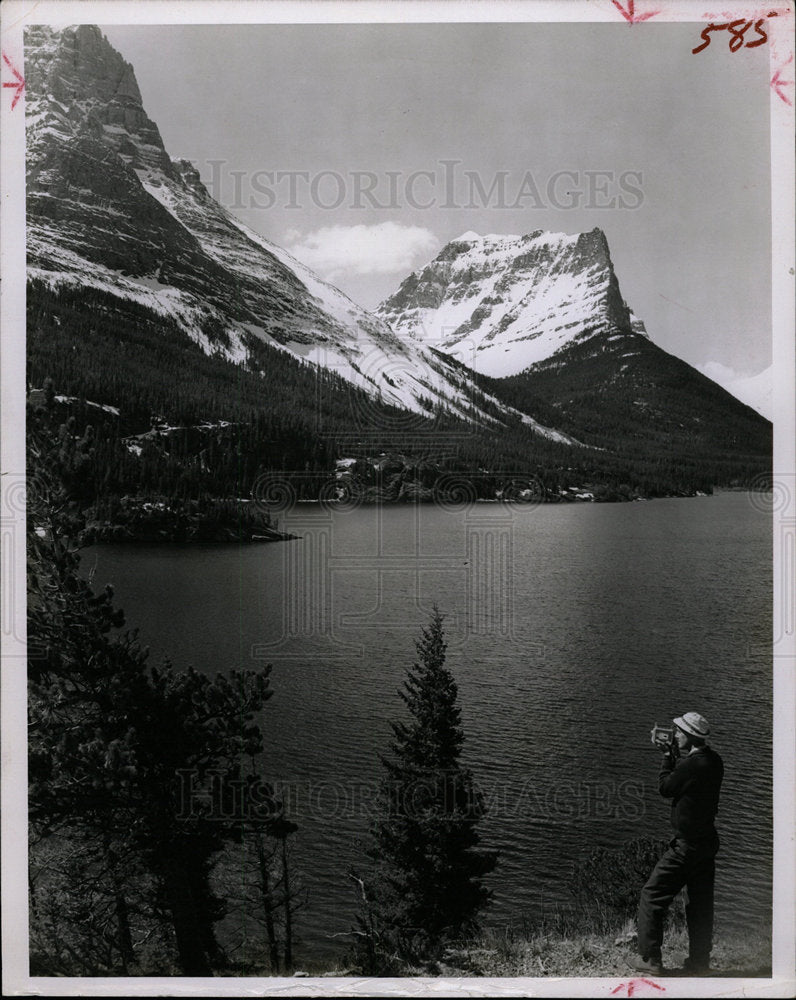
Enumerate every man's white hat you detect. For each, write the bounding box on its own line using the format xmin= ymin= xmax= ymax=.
xmin=673 ymin=712 xmax=710 ymax=739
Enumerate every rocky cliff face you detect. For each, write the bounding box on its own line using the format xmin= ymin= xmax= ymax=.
xmin=26 ymin=24 xmax=570 ymax=434
xmin=26 ymin=26 xmax=202 ymax=273
xmin=377 ymin=228 xmax=648 ymax=378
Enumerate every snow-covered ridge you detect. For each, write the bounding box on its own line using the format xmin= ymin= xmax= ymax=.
xmin=24 ymin=24 xmax=583 ymax=442
xmin=378 ymin=228 xmax=648 ymax=378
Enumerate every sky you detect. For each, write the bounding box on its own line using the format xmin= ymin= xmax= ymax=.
xmin=102 ymin=22 xmax=773 ymax=381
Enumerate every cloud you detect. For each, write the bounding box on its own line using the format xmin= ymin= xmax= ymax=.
xmin=697 ymin=360 xmax=772 ymax=420
xmin=698 ymin=361 xmax=738 ymax=383
xmin=284 ymin=223 xmax=438 ymax=281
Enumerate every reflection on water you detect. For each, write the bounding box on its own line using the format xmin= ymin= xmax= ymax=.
xmin=85 ymin=492 xmax=772 ymax=958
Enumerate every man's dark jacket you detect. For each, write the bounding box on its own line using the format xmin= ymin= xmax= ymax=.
xmin=659 ymin=745 xmax=724 ymax=843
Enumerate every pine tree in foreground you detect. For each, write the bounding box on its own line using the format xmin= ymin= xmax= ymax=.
xmin=353 ymin=608 xmax=498 ymax=972
xmin=27 ymin=388 xmax=278 ymax=976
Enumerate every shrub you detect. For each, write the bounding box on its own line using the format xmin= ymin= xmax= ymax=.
xmin=568 ymin=837 xmax=686 ymax=933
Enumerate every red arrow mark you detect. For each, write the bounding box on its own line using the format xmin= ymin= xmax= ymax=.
xmin=2 ymin=51 xmax=25 ymax=110
xmin=611 ymin=0 xmax=660 ymax=23
xmin=610 ymin=979 xmax=666 ymax=997
xmin=771 ymin=55 xmax=794 ymax=105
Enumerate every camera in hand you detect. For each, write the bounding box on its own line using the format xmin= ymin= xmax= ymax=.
xmin=650 ymin=723 xmax=677 ymax=752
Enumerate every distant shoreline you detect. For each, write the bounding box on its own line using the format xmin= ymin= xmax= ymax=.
xmin=79 ymin=486 xmax=774 ymax=545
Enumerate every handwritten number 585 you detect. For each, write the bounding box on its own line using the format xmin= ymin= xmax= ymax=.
xmin=692 ymin=19 xmax=770 ymax=55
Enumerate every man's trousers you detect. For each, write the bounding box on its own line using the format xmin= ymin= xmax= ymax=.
xmin=637 ymin=833 xmax=719 ymax=966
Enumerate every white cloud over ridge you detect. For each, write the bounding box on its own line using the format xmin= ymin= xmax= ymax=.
xmin=697 ymin=360 xmax=772 ymax=420
xmin=284 ymin=223 xmax=438 ymax=282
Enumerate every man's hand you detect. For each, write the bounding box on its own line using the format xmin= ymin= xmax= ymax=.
xmin=651 ymin=725 xmax=674 ymax=750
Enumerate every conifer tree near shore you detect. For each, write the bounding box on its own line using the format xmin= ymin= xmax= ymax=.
xmin=354 ymin=608 xmax=497 ymax=970
xmin=27 ymin=386 xmax=279 ymax=976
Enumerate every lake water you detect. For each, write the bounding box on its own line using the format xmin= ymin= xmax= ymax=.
xmin=84 ymin=492 xmax=772 ymax=960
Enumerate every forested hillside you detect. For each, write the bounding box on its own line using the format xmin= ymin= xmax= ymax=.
xmin=479 ymin=330 xmax=772 ymax=490
xmin=28 ymin=280 xmax=771 ymax=515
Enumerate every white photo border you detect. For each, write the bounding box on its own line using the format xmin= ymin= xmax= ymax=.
xmin=2 ymin=1 xmax=794 ymax=996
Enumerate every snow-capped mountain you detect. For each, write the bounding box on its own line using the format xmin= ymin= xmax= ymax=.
xmin=380 ymin=229 xmax=771 ymax=469
xmin=377 ymin=228 xmax=647 ymax=378
xmin=24 ymin=24 xmax=770 ymax=494
xmin=25 ymin=24 xmax=574 ymax=440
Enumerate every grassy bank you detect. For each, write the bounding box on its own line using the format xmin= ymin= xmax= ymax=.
xmin=436 ymin=924 xmax=772 ymax=979
xmin=294 ymin=923 xmax=771 ymax=980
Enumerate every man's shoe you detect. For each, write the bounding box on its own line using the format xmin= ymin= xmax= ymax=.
xmin=681 ymin=957 xmax=711 ymax=976
xmin=634 ymin=956 xmax=663 ymax=976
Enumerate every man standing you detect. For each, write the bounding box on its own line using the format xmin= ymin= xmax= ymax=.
xmin=636 ymin=712 xmax=724 ymax=976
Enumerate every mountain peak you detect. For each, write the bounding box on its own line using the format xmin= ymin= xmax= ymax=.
xmin=26 ymin=24 xmax=143 ymax=108
xmin=25 ymin=23 xmax=168 ymax=176
xmin=26 ymin=25 xmax=571 ymax=433
xmin=377 ymin=226 xmax=638 ymax=377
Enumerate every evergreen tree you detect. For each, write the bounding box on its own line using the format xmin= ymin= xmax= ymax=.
xmin=354 ymin=608 xmax=497 ymax=971
xmin=27 ymin=390 xmax=277 ymax=975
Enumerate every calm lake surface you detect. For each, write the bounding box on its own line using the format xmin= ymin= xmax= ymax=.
xmin=85 ymin=492 xmax=772 ymax=959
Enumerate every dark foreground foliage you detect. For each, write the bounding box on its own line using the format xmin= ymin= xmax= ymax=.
xmin=27 ymin=387 xmax=299 ymax=975
xmin=567 ymin=837 xmax=686 ymax=935
xmin=349 ymin=609 xmax=498 ymax=974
